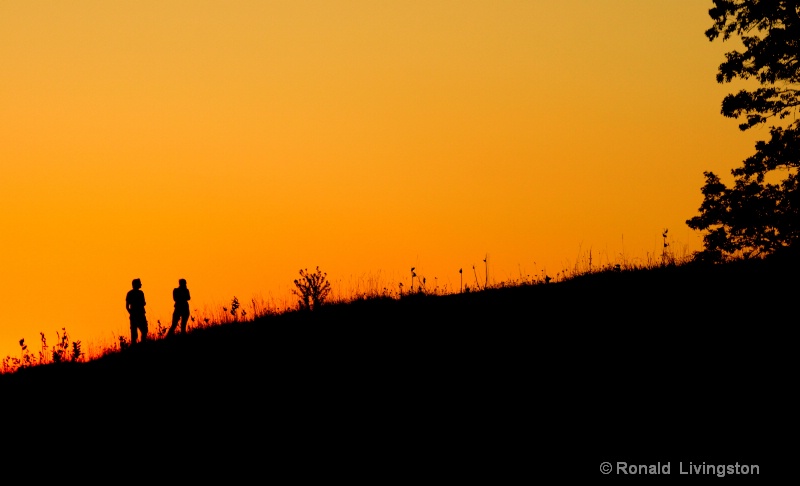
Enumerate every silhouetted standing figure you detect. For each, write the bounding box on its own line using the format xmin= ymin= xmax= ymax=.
xmin=126 ymin=278 xmax=147 ymax=344
xmin=169 ymin=278 xmax=191 ymax=337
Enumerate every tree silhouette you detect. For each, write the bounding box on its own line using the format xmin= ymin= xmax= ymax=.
xmin=687 ymin=1 xmax=800 ymax=261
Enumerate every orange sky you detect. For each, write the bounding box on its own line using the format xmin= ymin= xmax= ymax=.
xmin=1 ymin=1 xmax=765 ymax=361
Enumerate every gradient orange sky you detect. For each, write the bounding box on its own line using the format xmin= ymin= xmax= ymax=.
xmin=1 ymin=1 xmax=764 ymax=360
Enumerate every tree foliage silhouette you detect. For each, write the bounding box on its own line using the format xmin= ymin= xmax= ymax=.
xmin=687 ymin=1 xmax=800 ymax=261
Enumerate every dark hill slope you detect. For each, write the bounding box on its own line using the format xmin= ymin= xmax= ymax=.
xmin=2 ymin=254 xmax=795 ymax=480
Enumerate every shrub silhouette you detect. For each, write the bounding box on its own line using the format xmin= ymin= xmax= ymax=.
xmin=292 ymin=267 xmax=331 ymax=311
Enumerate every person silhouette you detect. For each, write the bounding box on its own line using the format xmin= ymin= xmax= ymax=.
xmin=168 ymin=278 xmax=191 ymax=337
xmin=125 ymin=278 xmax=147 ymax=344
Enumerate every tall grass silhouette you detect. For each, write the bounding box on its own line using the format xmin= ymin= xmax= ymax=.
xmin=2 ymin=327 xmax=82 ymax=373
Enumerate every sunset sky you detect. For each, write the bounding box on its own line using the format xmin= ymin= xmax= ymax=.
xmin=1 ymin=1 xmax=764 ymax=360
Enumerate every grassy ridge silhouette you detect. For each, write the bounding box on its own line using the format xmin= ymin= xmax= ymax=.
xmin=1 ymin=239 xmax=691 ymax=373
xmin=2 ymin=250 xmax=794 ymax=481
xmin=3 ymin=250 xmax=794 ymax=389
xmin=1 ymin=248 xmax=686 ymax=374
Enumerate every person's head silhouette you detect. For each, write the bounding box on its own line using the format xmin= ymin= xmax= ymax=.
xmin=179 ymin=278 xmax=187 ymax=288
xmin=132 ymin=278 xmax=142 ymax=290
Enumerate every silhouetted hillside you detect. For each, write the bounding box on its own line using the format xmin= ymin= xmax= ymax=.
xmin=4 ymin=252 xmax=796 ymax=481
